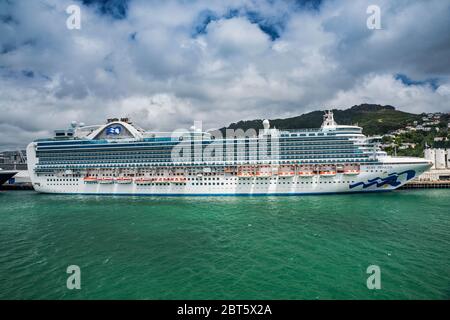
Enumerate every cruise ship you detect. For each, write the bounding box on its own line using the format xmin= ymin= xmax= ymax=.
xmin=26 ymin=111 xmax=432 ymax=195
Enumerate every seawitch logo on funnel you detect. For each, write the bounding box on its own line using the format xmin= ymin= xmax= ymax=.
xmin=106 ymin=126 xmax=122 ymax=135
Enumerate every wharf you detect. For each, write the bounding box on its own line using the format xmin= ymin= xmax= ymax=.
xmin=400 ymin=180 xmax=450 ymax=189
xmin=0 ymin=184 xmax=34 ymax=191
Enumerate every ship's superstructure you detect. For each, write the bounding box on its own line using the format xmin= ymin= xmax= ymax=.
xmin=27 ymin=112 xmax=432 ymax=195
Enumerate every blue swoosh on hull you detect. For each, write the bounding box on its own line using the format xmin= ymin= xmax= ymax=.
xmin=349 ymin=170 xmax=416 ymax=189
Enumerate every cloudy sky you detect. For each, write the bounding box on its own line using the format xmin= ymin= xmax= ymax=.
xmin=1 ymin=0 xmax=450 ymax=149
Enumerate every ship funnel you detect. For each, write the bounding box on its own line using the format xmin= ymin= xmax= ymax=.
xmin=321 ymin=110 xmax=337 ymax=128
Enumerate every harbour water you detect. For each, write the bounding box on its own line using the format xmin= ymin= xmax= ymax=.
xmin=0 ymin=190 xmax=449 ymax=299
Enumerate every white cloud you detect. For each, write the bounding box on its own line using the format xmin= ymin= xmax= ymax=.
xmin=0 ymin=0 xmax=449 ymax=149
xmin=437 ymin=85 xmax=450 ymax=97
xmin=325 ymin=74 xmax=450 ymax=114
xmin=204 ymin=17 xmax=271 ymax=57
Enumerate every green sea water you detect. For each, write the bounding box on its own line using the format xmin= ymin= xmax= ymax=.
xmin=0 ymin=190 xmax=449 ymax=300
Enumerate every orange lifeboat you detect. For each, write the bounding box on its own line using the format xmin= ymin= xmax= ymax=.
xmin=297 ymin=171 xmax=315 ymax=177
xmin=318 ymin=165 xmax=336 ymax=176
xmin=297 ymin=165 xmax=315 ymax=177
xmin=237 ymin=166 xmax=255 ymax=177
xmin=256 ymin=165 xmax=272 ymax=177
xmin=278 ymin=165 xmax=296 ymax=177
xmin=98 ymin=177 xmax=114 ymax=184
xmin=319 ymin=170 xmax=336 ymax=177
xmin=83 ymin=176 xmax=98 ymax=183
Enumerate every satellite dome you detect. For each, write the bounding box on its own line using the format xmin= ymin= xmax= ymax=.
xmin=263 ymin=119 xmax=270 ymax=130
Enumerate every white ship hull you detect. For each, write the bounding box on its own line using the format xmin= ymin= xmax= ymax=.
xmin=27 ymin=155 xmax=430 ymax=196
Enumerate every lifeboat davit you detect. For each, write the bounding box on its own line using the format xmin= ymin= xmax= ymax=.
xmin=171 ymin=176 xmax=187 ymax=183
xmin=343 ymin=169 xmax=360 ymax=175
xmin=343 ymin=164 xmax=361 ymax=175
xmin=135 ymin=178 xmax=152 ymax=185
xmin=116 ymin=177 xmax=133 ymax=184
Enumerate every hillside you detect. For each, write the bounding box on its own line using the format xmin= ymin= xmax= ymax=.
xmin=222 ymin=104 xmax=422 ymax=136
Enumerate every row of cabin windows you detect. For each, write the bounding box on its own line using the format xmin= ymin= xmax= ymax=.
xmin=41 ymin=168 xmax=382 ymax=180
xmin=37 ymin=137 xmax=352 ymax=149
xmin=35 ymin=139 xmax=359 ymax=155
xmin=37 ymin=149 xmax=361 ymax=161
xmin=35 ymin=159 xmax=372 ymax=170
xmin=37 ymin=152 xmax=368 ymax=164
xmin=136 ymin=180 xmax=357 ymax=186
xmin=37 ymin=145 xmax=355 ymax=157
xmin=45 ymin=179 xmax=357 ymax=185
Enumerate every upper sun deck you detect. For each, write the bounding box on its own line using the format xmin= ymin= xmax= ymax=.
xmin=279 ymin=126 xmax=362 ymax=135
xmin=278 ymin=111 xmax=363 ymax=137
xmin=36 ymin=111 xmax=363 ymax=144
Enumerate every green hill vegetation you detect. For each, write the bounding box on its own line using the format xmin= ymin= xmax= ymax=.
xmin=221 ymin=104 xmax=450 ymax=157
xmin=222 ymin=104 xmax=422 ymax=136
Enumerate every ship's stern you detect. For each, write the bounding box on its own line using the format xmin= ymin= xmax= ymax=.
xmin=26 ymin=142 xmax=43 ymax=192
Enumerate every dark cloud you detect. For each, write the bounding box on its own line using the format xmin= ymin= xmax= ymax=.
xmin=395 ymin=74 xmax=439 ymax=90
xmin=80 ymin=0 xmax=130 ymax=19
xmin=21 ymin=70 xmax=34 ymax=78
xmin=294 ymin=0 xmax=323 ymax=11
